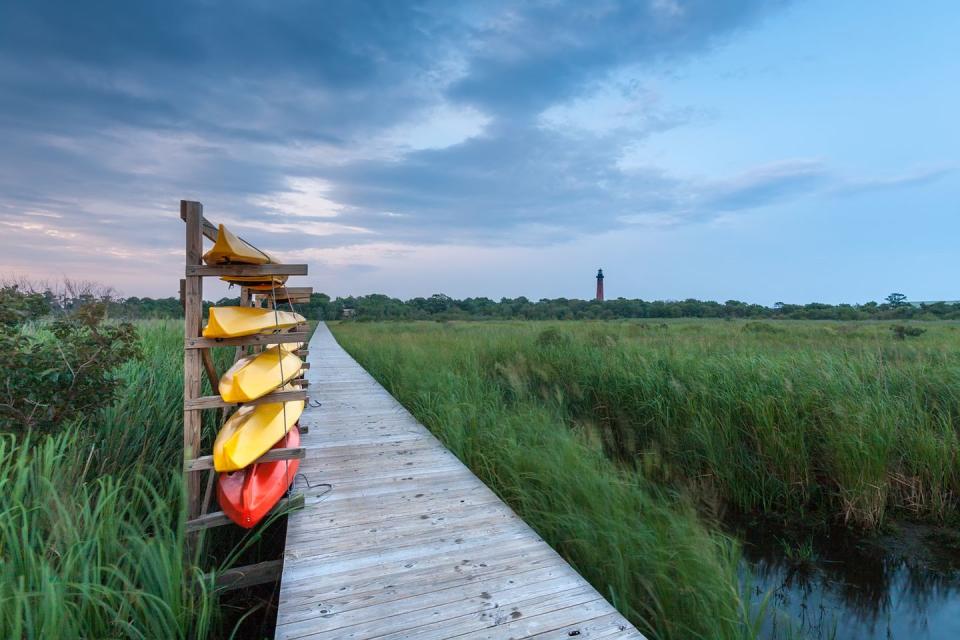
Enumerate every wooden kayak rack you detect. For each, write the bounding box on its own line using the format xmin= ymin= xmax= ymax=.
xmin=179 ymin=200 xmax=311 ymax=550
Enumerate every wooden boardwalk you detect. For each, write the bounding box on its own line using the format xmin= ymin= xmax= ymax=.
xmin=276 ymin=323 xmax=645 ymax=640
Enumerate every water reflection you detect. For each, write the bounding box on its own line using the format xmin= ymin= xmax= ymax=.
xmin=739 ymin=527 xmax=960 ymax=639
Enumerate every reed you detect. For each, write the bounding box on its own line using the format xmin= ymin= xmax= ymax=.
xmin=0 ymin=429 xmax=215 ymax=638
xmin=333 ymin=321 xmax=764 ymax=640
xmin=0 ymin=320 xmax=239 ymax=638
xmin=332 ymin=318 xmax=960 ymax=637
xmin=337 ymin=320 xmax=960 ymax=529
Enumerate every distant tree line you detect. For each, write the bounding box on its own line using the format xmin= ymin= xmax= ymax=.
xmin=4 ymin=279 xmax=953 ymax=322
xmin=83 ymin=292 xmax=960 ymax=322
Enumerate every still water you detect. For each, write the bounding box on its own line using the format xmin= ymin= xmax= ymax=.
xmin=741 ymin=526 xmax=960 ymax=639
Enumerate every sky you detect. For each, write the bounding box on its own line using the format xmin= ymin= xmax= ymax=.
xmin=0 ymin=0 xmax=957 ymax=304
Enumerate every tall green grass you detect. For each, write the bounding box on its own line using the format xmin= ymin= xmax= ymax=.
xmin=332 ymin=319 xmax=960 ymax=637
xmin=337 ymin=320 xmax=960 ymax=530
xmin=0 ymin=320 xmax=238 ymax=638
xmin=333 ymin=321 xmax=764 ymax=640
xmin=0 ymin=431 xmax=214 ymax=639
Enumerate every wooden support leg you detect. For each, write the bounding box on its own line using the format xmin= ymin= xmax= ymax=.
xmin=182 ymin=200 xmax=204 ymax=521
xmin=200 ymin=348 xmax=219 ymax=391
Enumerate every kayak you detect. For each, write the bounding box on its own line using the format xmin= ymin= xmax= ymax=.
xmin=220 ymin=274 xmax=289 ymax=288
xmin=219 ymin=344 xmax=303 ymax=402
xmin=245 ymin=281 xmax=293 ymax=291
xmin=217 ymin=425 xmax=300 ymax=528
xmin=203 ymin=224 xmax=277 ymax=265
xmin=201 ymin=223 xmax=288 ymax=287
xmin=213 ymin=394 xmax=304 ymax=471
xmin=202 ymin=306 xmax=304 ymax=338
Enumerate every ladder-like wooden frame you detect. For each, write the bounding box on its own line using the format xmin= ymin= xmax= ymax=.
xmin=179 ymin=200 xmax=312 ymax=534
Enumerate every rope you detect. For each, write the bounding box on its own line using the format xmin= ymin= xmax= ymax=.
xmin=293 ymin=473 xmax=332 ymax=499
xmin=268 ymin=278 xmax=295 ymax=508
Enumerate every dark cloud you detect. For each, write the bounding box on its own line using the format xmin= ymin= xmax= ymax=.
xmin=1 ymin=0 xmax=805 ymax=267
xmin=0 ymin=0 xmax=461 ymax=140
xmin=324 ymin=120 xmax=673 ymax=243
xmin=448 ymin=0 xmax=784 ymax=117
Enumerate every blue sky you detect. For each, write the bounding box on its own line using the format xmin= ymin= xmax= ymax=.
xmin=0 ymin=0 xmax=956 ymax=303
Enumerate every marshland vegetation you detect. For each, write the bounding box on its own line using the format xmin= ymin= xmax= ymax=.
xmin=4 ymin=298 xmax=959 ymax=638
xmin=1 ymin=313 xmax=293 ymax=638
xmin=332 ymin=319 xmax=960 ymax=639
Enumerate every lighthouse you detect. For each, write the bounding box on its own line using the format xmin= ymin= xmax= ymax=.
xmin=595 ymin=268 xmax=604 ymax=301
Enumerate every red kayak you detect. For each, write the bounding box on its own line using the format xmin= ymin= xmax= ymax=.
xmin=217 ymin=424 xmax=300 ymax=528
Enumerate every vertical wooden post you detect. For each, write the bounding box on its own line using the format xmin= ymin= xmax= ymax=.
xmin=182 ymin=200 xmax=204 ymax=520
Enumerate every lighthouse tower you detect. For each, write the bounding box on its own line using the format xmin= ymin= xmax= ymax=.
xmin=595 ymin=268 xmax=604 ymax=301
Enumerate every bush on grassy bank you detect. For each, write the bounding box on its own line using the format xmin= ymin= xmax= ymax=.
xmin=0 ymin=287 xmax=142 ymax=435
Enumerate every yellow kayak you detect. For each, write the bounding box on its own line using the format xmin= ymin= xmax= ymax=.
xmin=202 ymin=223 xmax=288 ymax=287
xmin=245 ymin=281 xmax=292 ymax=291
xmin=213 ymin=396 xmax=305 ymax=471
xmin=220 ymin=274 xmax=289 ymax=288
xmin=203 ymin=307 xmax=305 ymax=338
xmin=219 ymin=344 xmax=303 ymax=402
xmin=203 ymin=224 xmax=276 ymax=265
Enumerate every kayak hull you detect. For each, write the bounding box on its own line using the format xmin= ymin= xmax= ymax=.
xmin=219 ymin=344 xmax=303 ymax=403
xmin=203 ymin=224 xmax=276 ymax=265
xmin=219 ymin=275 xmax=289 ymax=288
xmin=203 ymin=306 xmax=305 ymax=338
xmin=217 ymin=425 xmax=300 ymax=529
xmin=213 ymin=397 xmax=305 ymax=472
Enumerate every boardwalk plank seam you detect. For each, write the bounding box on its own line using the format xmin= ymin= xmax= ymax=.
xmin=276 ymin=323 xmax=645 ymax=640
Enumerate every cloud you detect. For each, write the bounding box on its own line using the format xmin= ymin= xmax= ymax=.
xmin=830 ymin=167 xmax=954 ymax=196
xmin=8 ymin=0 xmax=887 ymax=288
xmin=699 ymin=159 xmax=831 ymax=211
xmin=447 ymin=1 xmax=785 ymax=117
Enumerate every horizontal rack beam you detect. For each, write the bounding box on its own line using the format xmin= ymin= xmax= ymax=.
xmin=185 ymin=331 xmax=309 ymax=349
xmin=184 ymin=387 xmax=308 ymax=410
xmin=185 ymin=447 xmax=306 ymax=473
xmin=259 ymin=286 xmax=312 ymax=298
xmin=186 ymin=264 xmax=307 ymax=277
xmin=264 ymin=296 xmax=310 ymax=305
xmin=187 ymin=493 xmax=304 ymax=532
xmin=214 ymin=559 xmax=284 ymax=591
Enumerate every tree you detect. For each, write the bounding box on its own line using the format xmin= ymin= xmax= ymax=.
xmin=885 ymin=293 xmax=907 ymax=307
xmin=0 ymin=285 xmax=49 ymax=325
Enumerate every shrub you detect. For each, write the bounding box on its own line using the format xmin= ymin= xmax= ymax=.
xmin=0 ymin=285 xmax=49 ymax=325
xmin=536 ymin=327 xmax=568 ymax=347
xmin=891 ymin=324 xmax=926 ymax=340
xmin=0 ymin=298 xmax=141 ymax=434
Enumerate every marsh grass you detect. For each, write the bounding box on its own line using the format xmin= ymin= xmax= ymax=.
xmin=333 ymin=318 xmax=960 ymax=638
xmin=333 ymin=321 xmax=764 ymax=640
xmin=0 ymin=320 xmax=242 ymax=638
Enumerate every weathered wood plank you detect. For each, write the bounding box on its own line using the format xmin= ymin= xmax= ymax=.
xmin=178 ymin=209 xmax=219 ymax=242
xmin=186 ymin=331 xmax=309 ymax=349
xmin=181 ymin=200 xmax=204 ymax=520
xmin=184 ymin=387 xmax=308 ymax=411
xmin=185 ymin=447 xmax=306 ymax=473
xmin=276 ymin=323 xmax=644 ymax=640
xmin=187 ymin=493 xmax=304 ymax=532
xmin=279 ymin=575 xmax=592 ymax=639
xmin=215 ymin=559 xmax=284 ymax=591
